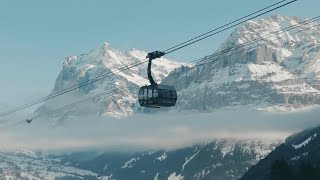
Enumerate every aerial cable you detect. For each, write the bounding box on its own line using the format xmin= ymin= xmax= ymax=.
xmin=164 ymin=0 xmax=298 ymax=55
xmin=163 ymin=0 xmax=289 ymax=52
xmin=29 ymin=21 xmax=320 ymax=126
xmin=31 ymin=91 xmax=111 ymax=120
xmin=7 ymin=77 xmax=151 ymax=128
xmin=38 ymin=16 xmax=319 ymax=121
xmin=165 ymin=22 xmax=320 ymax=77
xmin=6 ymin=22 xmax=319 ymax=130
xmin=136 ymin=21 xmax=320 ymax=92
xmin=140 ymin=20 xmax=320 ymax=82
xmin=4 ymin=13 xmax=316 ymax=123
xmin=0 ymin=0 xmax=298 ymax=117
xmin=189 ymin=16 xmax=320 ymax=65
xmin=20 ymin=77 xmax=151 ymax=124
xmin=0 ymin=60 xmax=148 ymax=118
xmin=4 ymin=91 xmax=114 ymax=129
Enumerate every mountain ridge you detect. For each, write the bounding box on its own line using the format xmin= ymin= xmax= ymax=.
xmin=35 ymin=15 xmax=320 ymax=120
xmin=162 ymin=14 xmax=320 ymax=112
xmin=0 ymin=138 xmax=281 ymax=180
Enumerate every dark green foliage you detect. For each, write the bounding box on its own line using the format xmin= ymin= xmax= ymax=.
xmin=268 ymin=160 xmax=320 ymax=180
xmin=297 ymin=163 xmax=320 ymax=180
xmin=269 ymin=159 xmax=293 ymax=180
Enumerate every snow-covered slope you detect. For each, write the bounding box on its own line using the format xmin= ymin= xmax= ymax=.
xmin=35 ymin=43 xmax=182 ymax=120
xmin=0 ymin=152 xmax=100 ymax=180
xmin=163 ymin=15 xmax=320 ymax=111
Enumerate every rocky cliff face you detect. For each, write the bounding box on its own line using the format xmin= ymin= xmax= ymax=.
xmin=162 ymin=15 xmax=320 ymax=112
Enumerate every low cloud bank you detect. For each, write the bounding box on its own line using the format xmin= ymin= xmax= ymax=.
xmin=0 ymin=106 xmax=320 ymax=152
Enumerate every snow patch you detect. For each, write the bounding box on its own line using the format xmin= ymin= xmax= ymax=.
xmin=292 ymin=133 xmax=317 ymax=149
xmin=168 ymin=172 xmax=184 ymax=180
xmin=154 ymin=172 xmax=159 ymax=180
xmin=121 ymin=157 xmax=140 ymax=168
xmin=156 ymin=153 xmax=167 ymax=162
xmin=221 ymin=144 xmax=235 ymax=158
xmin=182 ymin=150 xmax=200 ymax=171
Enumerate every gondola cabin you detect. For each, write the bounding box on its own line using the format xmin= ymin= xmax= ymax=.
xmin=138 ymin=84 xmax=177 ymax=108
xmin=138 ymin=50 xmax=177 ymax=108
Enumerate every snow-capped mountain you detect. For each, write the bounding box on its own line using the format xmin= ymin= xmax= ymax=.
xmin=0 ymin=139 xmax=280 ymax=180
xmin=163 ymin=14 xmax=320 ymax=111
xmin=36 ymin=15 xmax=320 ymax=120
xmin=35 ymin=43 xmax=182 ymax=119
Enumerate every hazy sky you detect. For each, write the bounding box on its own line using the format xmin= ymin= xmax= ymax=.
xmin=0 ymin=0 xmax=318 ymax=107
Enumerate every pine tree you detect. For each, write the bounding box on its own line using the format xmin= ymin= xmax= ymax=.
xmin=298 ymin=162 xmax=320 ymax=180
xmin=269 ymin=159 xmax=293 ymax=180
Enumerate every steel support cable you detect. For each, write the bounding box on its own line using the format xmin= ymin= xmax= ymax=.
xmin=179 ymin=17 xmax=320 ymax=68
xmin=198 ymin=16 xmax=320 ymax=61
xmin=0 ymin=60 xmax=148 ymax=118
xmin=163 ymin=0 xmax=289 ymax=52
xmin=31 ymin=92 xmax=111 ymax=120
xmin=6 ymin=22 xmax=320 ymax=130
xmin=134 ymin=15 xmax=320 ymax=84
xmin=3 ymin=69 xmax=152 ymax=129
xmin=20 ymin=18 xmax=320 ymax=125
xmin=5 ymin=76 xmax=151 ymax=128
xmin=31 ymin=77 xmax=151 ymax=121
xmin=0 ymin=45 xmax=252 ymax=129
xmin=138 ymin=19 xmax=320 ymax=83
xmin=43 ymin=23 xmax=320 ymax=120
xmin=0 ymin=0 xmax=298 ymax=118
xmin=164 ymin=0 xmax=298 ymax=55
xmin=195 ymin=24 xmax=320 ymax=67
xmin=28 ymin=80 xmax=149 ymax=121
xmin=145 ymin=23 xmax=320 ymax=82
xmin=5 ymin=91 xmax=114 ymax=129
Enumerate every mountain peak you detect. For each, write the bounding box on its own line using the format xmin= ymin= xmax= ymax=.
xmin=63 ymin=55 xmax=77 ymax=67
xmin=37 ymin=41 xmax=182 ymax=118
xmin=100 ymin=42 xmax=113 ymax=51
xmin=218 ymin=14 xmax=315 ymax=55
xmin=270 ymin=14 xmax=284 ymax=21
xmin=128 ymin=48 xmax=147 ymax=60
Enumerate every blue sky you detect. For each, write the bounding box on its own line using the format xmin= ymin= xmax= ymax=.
xmin=0 ymin=0 xmax=318 ymax=107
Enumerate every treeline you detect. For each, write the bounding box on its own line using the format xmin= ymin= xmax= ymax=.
xmin=269 ymin=159 xmax=320 ymax=180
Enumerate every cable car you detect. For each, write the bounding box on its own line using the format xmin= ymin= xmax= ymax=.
xmin=138 ymin=51 xmax=177 ymax=108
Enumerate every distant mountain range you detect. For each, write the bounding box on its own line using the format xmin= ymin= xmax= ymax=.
xmin=0 ymin=139 xmax=280 ymax=180
xmin=34 ymin=14 xmax=320 ymax=122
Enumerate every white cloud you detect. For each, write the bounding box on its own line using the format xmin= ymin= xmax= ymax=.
xmin=0 ymin=107 xmax=319 ymax=152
